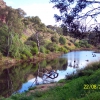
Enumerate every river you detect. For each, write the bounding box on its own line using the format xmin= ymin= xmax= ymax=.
xmin=0 ymin=50 xmax=100 ymax=97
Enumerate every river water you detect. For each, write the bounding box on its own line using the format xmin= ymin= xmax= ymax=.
xmin=0 ymin=50 xmax=100 ymax=97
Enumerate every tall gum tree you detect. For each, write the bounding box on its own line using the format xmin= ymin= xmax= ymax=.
xmin=50 ymin=0 xmax=100 ymax=42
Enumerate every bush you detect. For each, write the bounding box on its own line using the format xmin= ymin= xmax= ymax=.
xmin=22 ymin=49 xmax=32 ymax=57
xmin=58 ymin=47 xmax=68 ymax=53
xmin=64 ymin=45 xmax=70 ymax=50
xmin=31 ymin=47 xmax=38 ymax=55
xmin=40 ymin=46 xmax=46 ymax=53
xmin=75 ymin=40 xmax=91 ymax=48
xmin=59 ymin=36 xmax=66 ymax=45
xmin=32 ymin=41 xmax=37 ymax=47
xmin=74 ymin=42 xmax=80 ymax=48
xmin=47 ymin=28 xmax=56 ymax=34
xmin=46 ymin=43 xmax=58 ymax=52
xmin=51 ymin=36 xmax=59 ymax=43
xmin=45 ymin=49 xmax=50 ymax=54
xmin=20 ymin=54 xmax=27 ymax=60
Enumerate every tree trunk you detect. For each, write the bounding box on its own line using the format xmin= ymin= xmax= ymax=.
xmin=36 ymin=32 xmax=40 ymax=53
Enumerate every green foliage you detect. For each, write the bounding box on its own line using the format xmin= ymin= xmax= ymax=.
xmin=9 ymin=93 xmax=33 ymax=100
xmin=32 ymin=41 xmax=37 ymax=47
xmin=59 ymin=36 xmax=66 ymax=45
xmin=40 ymin=46 xmax=46 ymax=53
xmin=45 ymin=49 xmax=50 ymax=54
xmin=6 ymin=6 xmax=25 ymax=35
xmin=8 ymin=33 xmax=33 ymax=59
xmin=30 ymin=64 xmax=100 ymax=100
xmin=58 ymin=47 xmax=68 ymax=53
xmin=20 ymin=54 xmax=27 ymax=60
xmin=74 ymin=42 xmax=80 ymax=48
xmin=75 ymin=40 xmax=91 ymax=48
xmin=51 ymin=36 xmax=59 ymax=43
xmin=79 ymin=40 xmax=91 ymax=48
xmin=46 ymin=43 xmax=58 ymax=52
xmin=31 ymin=47 xmax=38 ymax=55
xmin=64 ymin=45 xmax=70 ymax=50
xmin=40 ymin=60 xmax=47 ymax=67
xmin=47 ymin=28 xmax=56 ymax=34
xmin=29 ymin=86 xmax=37 ymax=90
xmin=30 ymin=16 xmax=41 ymax=25
xmin=22 ymin=49 xmax=32 ymax=57
xmin=0 ymin=25 xmax=9 ymax=55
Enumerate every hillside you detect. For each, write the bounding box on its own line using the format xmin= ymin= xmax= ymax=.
xmin=0 ymin=0 xmax=93 ymax=62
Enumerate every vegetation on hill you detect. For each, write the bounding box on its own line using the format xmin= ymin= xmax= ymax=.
xmin=0 ymin=0 xmax=75 ymax=62
xmin=0 ymin=0 xmax=99 ymax=63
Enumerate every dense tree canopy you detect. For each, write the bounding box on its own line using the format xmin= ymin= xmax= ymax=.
xmin=50 ymin=0 xmax=100 ymax=39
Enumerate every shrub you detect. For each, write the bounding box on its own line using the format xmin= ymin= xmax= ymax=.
xmin=32 ymin=41 xmax=37 ymax=47
xmin=51 ymin=36 xmax=59 ymax=43
xmin=20 ymin=54 xmax=27 ymax=60
xmin=46 ymin=43 xmax=58 ymax=52
xmin=22 ymin=49 xmax=32 ymax=57
xmin=45 ymin=49 xmax=50 ymax=54
xmin=31 ymin=47 xmax=38 ymax=55
xmin=64 ymin=45 xmax=70 ymax=50
xmin=47 ymin=28 xmax=56 ymax=34
xmin=79 ymin=40 xmax=91 ymax=48
xmin=58 ymin=47 xmax=68 ymax=53
xmin=40 ymin=46 xmax=46 ymax=53
xmin=59 ymin=36 xmax=66 ymax=45
xmin=74 ymin=42 xmax=80 ymax=48
xmin=75 ymin=40 xmax=91 ymax=48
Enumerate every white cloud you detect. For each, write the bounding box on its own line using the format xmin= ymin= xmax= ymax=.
xmin=21 ymin=3 xmax=60 ymax=25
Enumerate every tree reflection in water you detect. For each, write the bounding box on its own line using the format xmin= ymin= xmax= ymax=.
xmin=0 ymin=58 xmax=67 ymax=98
xmin=31 ymin=63 xmax=59 ymax=86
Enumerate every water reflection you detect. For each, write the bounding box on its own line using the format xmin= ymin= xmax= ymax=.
xmin=1 ymin=50 xmax=100 ymax=97
xmin=19 ymin=58 xmax=68 ymax=93
xmin=0 ymin=58 xmax=67 ymax=97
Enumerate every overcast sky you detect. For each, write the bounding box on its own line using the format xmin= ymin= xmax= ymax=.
xmin=3 ymin=0 xmax=60 ymax=25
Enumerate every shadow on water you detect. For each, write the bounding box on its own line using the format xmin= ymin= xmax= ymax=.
xmin=0 ymin=58 xmax=67 ymax=98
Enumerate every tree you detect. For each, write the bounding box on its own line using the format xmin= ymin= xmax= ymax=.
xmin=29 ymin=16 xmax=47 ymax=53
xmin=59 ymin=36 xmax=66 ymax=45
xmin=50 ymin=0 xmax=100 ymax=39
xmin=5 ymin=6 xmax=25 ymax=35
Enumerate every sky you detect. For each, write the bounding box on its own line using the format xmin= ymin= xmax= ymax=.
xmin=3 ymin=0 xmax=60 ymax=26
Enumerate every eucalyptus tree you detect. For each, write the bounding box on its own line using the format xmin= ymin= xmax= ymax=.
xmin=50 ymin=0 xmax=100 ymax=41
xmin=5 ymin=6 xmax=25 ymax=35
xmin=27 ymin=16 xmax=47 ymax=53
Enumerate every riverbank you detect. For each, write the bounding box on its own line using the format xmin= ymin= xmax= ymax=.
xmin=0 ymin=47 xmax=99 ymax=69
xmin=2 ymin=61 xmax=100 ymax=100
xmin=0 ymin=52 xmax=64 ymax=69
xmin=0 ymin=47 xmax=98 ymax=65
